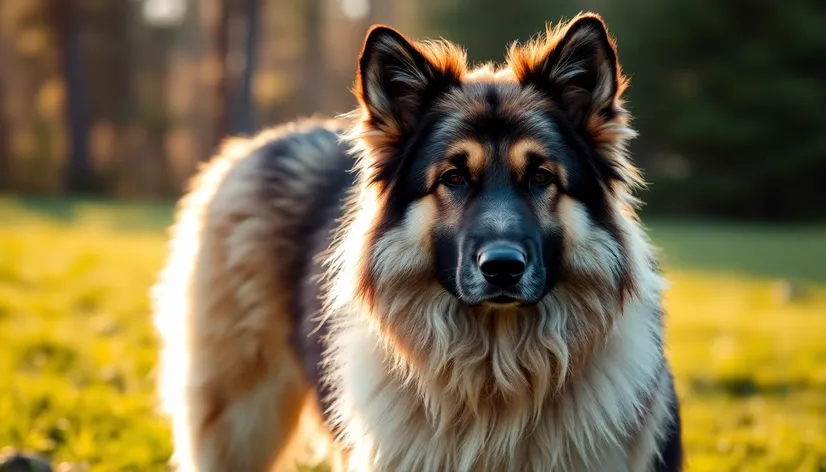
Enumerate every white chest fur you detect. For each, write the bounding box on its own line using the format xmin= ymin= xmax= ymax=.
xmin=327 ymin=293 xmax=666 ymax=472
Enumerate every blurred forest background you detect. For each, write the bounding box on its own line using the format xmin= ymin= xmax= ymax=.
xmin=2 ymin=1 xmax=826 ymax=471
xmin=2 ymin=0 xmax=825 ymax=220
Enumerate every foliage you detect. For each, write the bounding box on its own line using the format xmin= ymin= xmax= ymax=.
xmin=1 ymin=198 xmax=825 ymax=470
xmin=608 ymin=0 xmax=826 ymax=219
xmin=2 ymin=0 xmax=825 ymax=219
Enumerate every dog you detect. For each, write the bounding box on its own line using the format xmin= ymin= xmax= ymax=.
xmin=152 ymin=12 xmax=684 ymax=472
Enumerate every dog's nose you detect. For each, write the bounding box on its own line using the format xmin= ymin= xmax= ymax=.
xmin=478 ymin=244 xmax=526 ymax=287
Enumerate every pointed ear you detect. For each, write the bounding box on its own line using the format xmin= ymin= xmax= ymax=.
xmin=508 ymin=14 xmax=641 ymax=188
xmin=509 ymin=14 xmax=623 ymax=127
xmin=356 ymin=25 xmax=465 ymax=137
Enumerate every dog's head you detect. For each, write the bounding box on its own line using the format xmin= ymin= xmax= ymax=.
xmin=333 ymin=13 xmax=654 ymax=409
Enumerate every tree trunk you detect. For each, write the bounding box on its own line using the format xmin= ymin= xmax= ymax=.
xmin=0 ymin=68 xmax=8 ymax=191
xmin=50 ymin=0 xmax=95 ymax=193
xmin=229 ymin=0 xmax=259 ymax=135
xmin=0 ymin=0 xmax=10 ymax=191
xmin=145 ymin=29 xmax=175 ymax=197
xmin=212 ymin=0 xmax=231 ymax=152
xmin=303 ymin=0 xmax=325 ymax=114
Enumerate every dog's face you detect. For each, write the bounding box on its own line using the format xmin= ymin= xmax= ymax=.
xmin=333 ymin=13 xmax=652 ymax=410
xmin=351 ymin=14 xmax=639 ymax=311
xmin=425 ymin=126 xmax=564 ymax=308
xmin=379 ymin=87 xmax=578 ymax=308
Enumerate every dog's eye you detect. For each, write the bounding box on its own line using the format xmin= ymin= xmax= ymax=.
xmin=440 ymin=169 xmax=467 ymax=187
xmin=532 ymin=169 xmax=555 ymax=186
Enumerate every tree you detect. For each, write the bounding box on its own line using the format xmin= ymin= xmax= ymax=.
xmin=0 ymin=0 xmax=9 ymax=191
xmin=230 ymin=0 xmax=260 ymax=135
xmin=49 ymin=0 xmax=95 ymax=193
xmin=302 ymin=0 xmax=325 ymax=114
xmin=142 ymin=24 xmax=176 ymax=196
xmin=212 ymin=0 xmax=231 ymax=150
xmin=0 ymin=68 xmax=8 ymax=191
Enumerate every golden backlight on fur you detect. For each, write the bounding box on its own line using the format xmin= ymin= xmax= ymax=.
xmin=153 ymin=12 xmax=683 ymax=472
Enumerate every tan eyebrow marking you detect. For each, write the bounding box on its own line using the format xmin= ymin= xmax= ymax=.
xmin=508 ymin=139 xmax=547 ymax=180
xmin=508 ymin=139 xmax=568 ymax=187
xmin=446 ymin=139 xmax=487 ymax=177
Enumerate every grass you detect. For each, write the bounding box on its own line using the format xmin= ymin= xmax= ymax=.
xmin=1 ymin=195 xmax=825 ymax=471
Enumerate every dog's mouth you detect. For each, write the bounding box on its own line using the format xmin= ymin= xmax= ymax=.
xmin=475 ymin=293 xmax=541 ymax=308
xmin=453 ymin=279 xmax=549 ymax=308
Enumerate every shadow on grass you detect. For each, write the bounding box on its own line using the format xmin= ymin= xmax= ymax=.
xmin=689 ymin=376 xmax=818 ymax=398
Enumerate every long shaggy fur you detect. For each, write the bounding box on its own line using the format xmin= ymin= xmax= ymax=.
xmin=152 ymin=120 xmax=349 ymax=471
xmin=152 ymin=12 xmax=683 ymax=472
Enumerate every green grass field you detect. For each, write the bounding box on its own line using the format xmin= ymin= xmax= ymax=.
xmin=1 ymin=196 xmax=825 ymax=471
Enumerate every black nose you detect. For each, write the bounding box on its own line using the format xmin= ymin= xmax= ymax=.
xmin=477 ymin=244 xmax=526 ymax=287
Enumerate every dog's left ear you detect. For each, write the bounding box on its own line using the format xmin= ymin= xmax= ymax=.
xmin=509 ymin=14 xmax=622 ymax=127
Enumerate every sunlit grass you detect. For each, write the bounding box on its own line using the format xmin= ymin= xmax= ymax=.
xmin=1 ymin=195 xmax=825 ymax=471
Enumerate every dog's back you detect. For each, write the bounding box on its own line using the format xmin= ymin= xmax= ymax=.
xmin=152 ymin=118 xmax=353 ymax=471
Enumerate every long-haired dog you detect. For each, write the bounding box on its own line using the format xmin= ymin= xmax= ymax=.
xmin=152 ymin=12 xmax=684 ymax=472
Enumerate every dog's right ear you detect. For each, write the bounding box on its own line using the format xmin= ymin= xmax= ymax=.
xmin=356 ymin=26 xmax=465 ymax=139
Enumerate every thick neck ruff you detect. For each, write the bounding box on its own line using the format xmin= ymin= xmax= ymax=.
xmin=322 ymin=191 xmax=668 ymax=471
